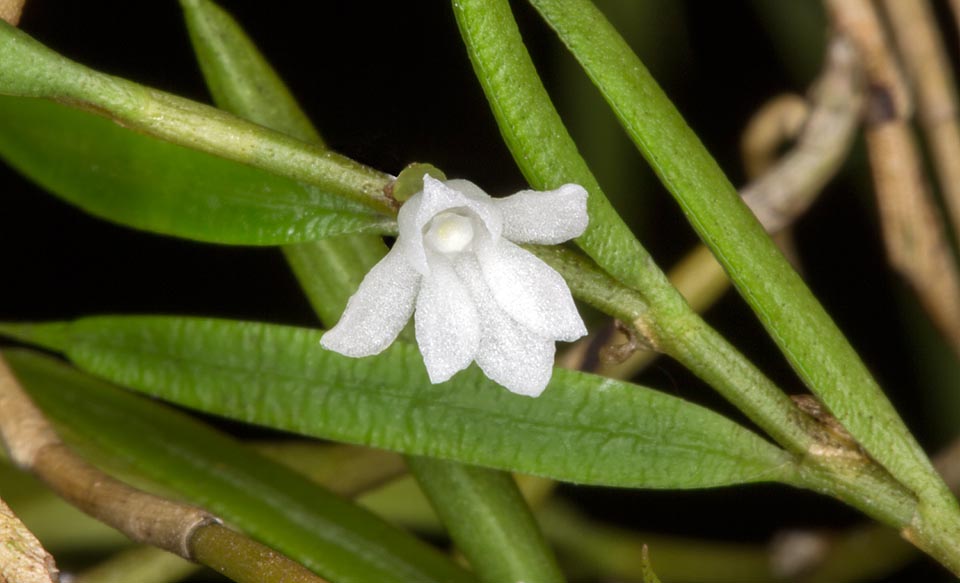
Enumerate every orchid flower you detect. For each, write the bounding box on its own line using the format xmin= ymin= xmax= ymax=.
xmin=320 ymin=176 xmax=588 ymax=396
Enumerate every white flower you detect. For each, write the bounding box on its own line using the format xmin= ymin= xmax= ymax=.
xmin=320 ymin=176 xmax=589 ymax=397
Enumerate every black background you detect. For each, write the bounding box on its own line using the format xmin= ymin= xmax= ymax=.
xmin=2 ymin=1 xmax=959 ymax=581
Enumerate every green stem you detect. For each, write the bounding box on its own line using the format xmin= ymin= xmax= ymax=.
xmin=526 ymin=0 xmax=956 ymax=520
xmin=0 ymin=19 xmax=394 ymax=214
xmin=449 ymin=0 xmax=960 ymax=566
xmin=178 ymin=2 xmax=564 ymax=581
xmin=190 ymin=524 xmax=330 ymax=583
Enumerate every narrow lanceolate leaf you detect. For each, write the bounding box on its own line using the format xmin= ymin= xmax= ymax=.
xmin=0 ymin=20 xmax=395 ymax=214
xmin=179 ymin=4 xmax=567 ymax=582
xmin=525 ymin=0 xmax=952 ymax=507
xmin=4 ymin=350 xmax=476 ymax=583
xmin=0 ymin=317 xmax=797 ymax=490
xmin=0 ymin=96 xmax=395 ymax=244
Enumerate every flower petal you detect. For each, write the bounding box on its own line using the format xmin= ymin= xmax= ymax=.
xmin=414 ymin=253 xmax=481 ymax=383
xmin=320 ymin=245 xmax=420 ymax=357
xmin=476 ymin=239 xmax=587 ymax=342
xmin=397 ymin=176 xmax=503 ymax=275
xmin=495 ymin=184 xmax=589 ymax=244
xmin=454 ymin=256 xmax=556 ymax=397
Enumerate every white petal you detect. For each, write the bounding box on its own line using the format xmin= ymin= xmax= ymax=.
xmin=320 ymin=245 xmax=420 ymax=357
xmin=414 ymin=253 xmax=481 ymax=383
xmin=476 ymin=239 xmax=587 ymax=342
xmin=495 ymin=183 xmax=589 ymax=244
xmin=397 ymin=176 xmax=503 ymax=275
xmin=454 ymin=256 xmax=556 ymax=397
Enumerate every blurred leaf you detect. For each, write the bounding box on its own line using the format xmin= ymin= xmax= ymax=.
xmin=0 ymin=317 xmax=797 ymax=490
xmin=4 ymin=349 xmax=476 ymax=583
xmin=0 ymin=96 xmax=395 ymax=245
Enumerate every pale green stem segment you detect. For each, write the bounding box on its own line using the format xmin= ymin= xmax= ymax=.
xmin=525 ymin=0 xmax=956 ymax=519
xmin=526 ymin=0 xmax=960 ymax=569
xmin=179 ymin=2 xmax=565 ymax=581
xmin=0 ymin=19 xmax=394 ymax=215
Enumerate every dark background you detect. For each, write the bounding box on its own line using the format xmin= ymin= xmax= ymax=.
xmin=2 ymin=1 xmax=959 ymax=581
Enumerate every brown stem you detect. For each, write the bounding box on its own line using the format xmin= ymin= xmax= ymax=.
xmin=0 ymin=0 xmax=24 ymax=25
xmin=825 ymin=0 xmax=960 ymax=359
xmin=0 ymin=496 xmax=59 ymax=583
xmin=741 ymin=94 xmax=809 ymax=180
xmin=0 ymin=355 xmax=328 ymax=583
xmin=881 ymin=0 xmax=960 ymax=247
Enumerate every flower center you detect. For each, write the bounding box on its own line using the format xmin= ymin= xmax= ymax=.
xmin=424 ymin=211 xmax=475 ymax=254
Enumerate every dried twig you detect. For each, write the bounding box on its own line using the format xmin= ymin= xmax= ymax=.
xmin=825 ymin=0 xmax=960 ymax=358
xmin=0 ymin=0 xmax=24 ymax=25
xmin=741 ymin=94 xmax=809 ymax=180
xmin=0 ymin=355 xmax=328 ymax=583
xmin=0 ymin=496 xmax=59 ymax=583
xmin=881 ymin=0 xmax=960 ymax=245
xmin=564 ymin=37 xmax=863 ymax=379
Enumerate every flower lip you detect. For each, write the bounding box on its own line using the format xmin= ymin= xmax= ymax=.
xmin=424 ymin=211 xmax=475 ymax=254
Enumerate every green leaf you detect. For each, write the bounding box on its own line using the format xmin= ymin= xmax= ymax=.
xmin=0 ymin=317 xmax=797 ymax=490
xmin=0 ymin=96 xmax=395 ymax=245
xmin=4 ymin=349 xmax=476 ymax=583
xmin=0 ymin=20 xmax=395 ymax=215
xmin=524 ymin=0 xmax=952 ymax=510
